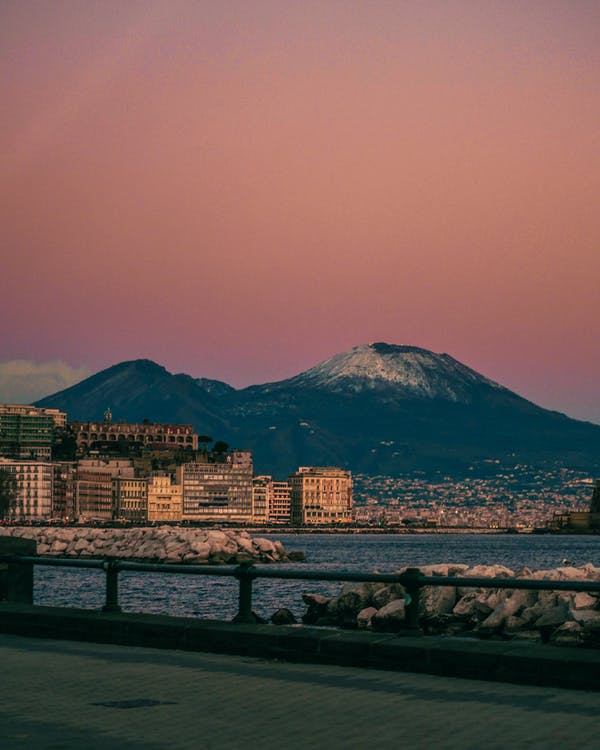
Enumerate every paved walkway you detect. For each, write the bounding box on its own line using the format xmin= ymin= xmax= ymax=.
xmin=1 ymin=634 xmax=599 ymax=750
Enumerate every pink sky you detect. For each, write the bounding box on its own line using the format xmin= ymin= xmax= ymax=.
xmin=1 ymin=2 xmax=599 ymax=422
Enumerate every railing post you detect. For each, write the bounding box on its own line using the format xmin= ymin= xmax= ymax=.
xmin=402 ymin=567 xmax=423 ymax=634
xmin=0 ymin=537 xmax=36 ymax=605
xmin=102 ymin=559 xmax=121 ymax=614
xmin=233 ymin=561 xmax=256 ymax=623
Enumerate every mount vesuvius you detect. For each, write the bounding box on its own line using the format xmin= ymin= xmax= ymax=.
xmin=36 ymin=343 xmax=600 ymax=477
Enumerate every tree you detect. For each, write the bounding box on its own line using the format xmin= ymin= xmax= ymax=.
xmin=198 ymin=435 xmax=213 ymax=457
xmin=52 ymin=426 xmax=78 ymax=461
xmin=211 ymin=441 xmax=229 ymax=463
xmin=0 ymin=468 xmax=17 ymax=521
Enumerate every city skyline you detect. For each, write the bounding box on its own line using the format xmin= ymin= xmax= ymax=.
xmin=2 ymin=2 xmax=599 ymax=423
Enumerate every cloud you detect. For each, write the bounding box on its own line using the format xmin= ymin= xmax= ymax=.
xmin=0 ymin=360 xmax=92 ymax=404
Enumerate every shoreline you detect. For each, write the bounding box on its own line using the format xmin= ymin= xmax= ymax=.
xmin=2 ymin=522 xmax=597 ymax=535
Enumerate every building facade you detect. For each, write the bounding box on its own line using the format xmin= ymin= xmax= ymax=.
xmin=252 ymin=476 xmax=292 ymax=523
xmin=52 ymin=462 xmax=76 ymax=520
xmin=74 ymin=459 xmax=135 ymax=521
xmin=0 ymin=405 xmax=66 ymax=460
xmin=71 ymin=420 xmax=199 ymax=454
xmin=147 ymin=475 xmax=183 ymax=522
xmin=0 ymin=458 xmax=54 ymax=521
xmin=252 ymin=476 xmax=270 ymax=523
xmin=112 ymin=477 xmax=148 ymax=522
xmin=289 ymin=466 xmax=353 ymax=525
xmin=269 ymin=480 xmax=292 ymax=523
xmin=177 ymin=451 xmax=253 ymax=521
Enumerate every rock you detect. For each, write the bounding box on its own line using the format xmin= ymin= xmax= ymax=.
xmin=480 ymin=599 xmax=519 ymax=632
xmin=253 ymin=537 xmax=276 ymax=555
xmin=49 ymin=540 xmax=68 ymax=554
xmin=550 ymin=621 xmax=582 ymax=647
xmin=271 ymin=608 xmax=297 ymax=625
xmin=302 ymin=593 xmax=330 ymax=607
xmin=372 ymin=585 xmax=403 ymax=610
xmin=453 ymin=592 xmax=493 ymax=619
xmin=419 ymin=585 xmax=457 ymax=619
xmin=235 ymin=537 xmax=255 ymax=555
xmin=519 ymin=603 xmax=546 ymax=628
xmin=457 ymin=564 xmax=514 ymax=597
xmin=372 ymin=599 xmax=406 ymax=632
xmin=419 ymin=563 xmax=469 ymax=577
xmin=571 ymin=592 xmax=597 ymax=610
xmin=535 ymin=603 xmax=570 ymax=630
xmin=301 ymin=593 xmax=331 ymax=625
xmin=515 ymin=566 xmax=533 ymax=577
xmin=504 ymin=615 xmax=528 ymax=632
xmin=579 ymin=563 xmax=600 ymax=579
xmin=209 ymin=537 xmax=238 ymax=558
xmin=357 ymin=607 xmax=378 ymax=630
xmin=190 ymin=541 xmax=211 ymax=558
xmin=337 ymin=583 xmax=384 ymax=615
xmin=569 ymin=609 xmax=600 ymax=626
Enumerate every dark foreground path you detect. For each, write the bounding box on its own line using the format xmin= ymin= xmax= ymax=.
xmin=1 ymin=634 xmax=598 ymax=750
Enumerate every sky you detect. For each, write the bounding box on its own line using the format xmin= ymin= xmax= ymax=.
xmin=1 ymin=1 xmax=599 ymax=422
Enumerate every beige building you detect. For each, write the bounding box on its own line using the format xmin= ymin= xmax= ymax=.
xmin=177 ymin=451 xmax=253 ymax=522
xmin=270 ymin=480 xmax=292 ymax=524
xmin=0 ymin=458 xmax=54 ymax=521
xmin=289 ymin=466 xmax=353 ymax=525
xmin=112 ymin=476 xmax=148 ymax=523
xmin=147 ymin=475 xmax=182 ymax=522
xmin=252 ymin=476 xmax=292 ymax=524
xmin=75 ymin=459 xmax=134 ymax=521
xmin=71 ymin=419 xmax=199 ymax=453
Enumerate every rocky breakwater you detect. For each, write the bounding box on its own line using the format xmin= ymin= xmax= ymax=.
xmin=0 ymin=526 xmax=301 ymax=564
xmin=301 ymin=563 xmax=600 ymax=648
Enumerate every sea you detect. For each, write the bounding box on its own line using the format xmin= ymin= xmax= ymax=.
xmin=34 ymin=533 xmax=600 ymax=621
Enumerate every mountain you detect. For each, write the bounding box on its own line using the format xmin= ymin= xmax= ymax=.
xmin=36 ymin=345 xmax=600 ymax=477
xmin=37 ymin=359 xmax=232 ymax=439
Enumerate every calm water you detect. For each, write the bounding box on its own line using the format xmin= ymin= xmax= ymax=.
xmin=34 ymin=533 xmax=600 ymax=621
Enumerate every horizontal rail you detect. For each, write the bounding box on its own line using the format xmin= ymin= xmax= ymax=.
xmin=3 ymin=555 xmax=600 ymax=592
xmin=2 ymin=554 xmax=600 ymax=626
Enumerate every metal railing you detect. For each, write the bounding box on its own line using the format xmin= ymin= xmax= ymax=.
xmin=2 ymin=554 xmax=600 ymax=631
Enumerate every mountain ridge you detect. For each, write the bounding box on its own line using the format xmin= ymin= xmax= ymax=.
xmin=36 ymin=344 xmax=600 ymax=477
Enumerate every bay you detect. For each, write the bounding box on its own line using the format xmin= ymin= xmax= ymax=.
xmin=33 ymin=533 xmax=600 ymax=621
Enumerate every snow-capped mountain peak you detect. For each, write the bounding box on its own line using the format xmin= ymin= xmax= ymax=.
xmin=283 ymin=343 xmax=503 ymax=401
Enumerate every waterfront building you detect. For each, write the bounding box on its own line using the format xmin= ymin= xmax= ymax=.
xmin=269 ymin=481 xmax=292 ymax=523
xmin=252 ymin=476 xmax=270 ymax=523
xmin=74 ymin=459 xmax=134 ymax=521
xmin=52 ymin=462 xmax=76 ymax=520
xmin=550 ymin=479 xmax=600 ymax=531
xmin=112 ymin=476 xmax=148 ymax=523
xmin=0 ymin=405 xmax=66 ymax=460
xmin=289 ymin=466 xmax=353 ymax=525
xmin=70 ymin=418 xmax=199 ymax=454
xmin=252 ymin=476 xmax=292 ymax=524
xmin=0 ymin=458 xmax=54 ymax=521
xmin=177 ymin=450 xmax=253 ymax=521
xmin=147 ymin=475 xmax=183 ymax=522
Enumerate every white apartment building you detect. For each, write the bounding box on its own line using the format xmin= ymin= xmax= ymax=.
xmin=0 ymin=458 xmax=54 ymax=521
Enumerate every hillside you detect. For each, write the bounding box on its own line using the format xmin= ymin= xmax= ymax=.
xmin=37 ymin=344 xmax=600 ymax=477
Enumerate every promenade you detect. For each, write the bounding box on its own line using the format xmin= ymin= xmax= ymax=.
xmin=1 ymin=633 xmax=599 ymax=750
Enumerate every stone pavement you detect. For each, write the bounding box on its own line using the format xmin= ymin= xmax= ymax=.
xmin=1 ymin=634 xmax=599 ymax=750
